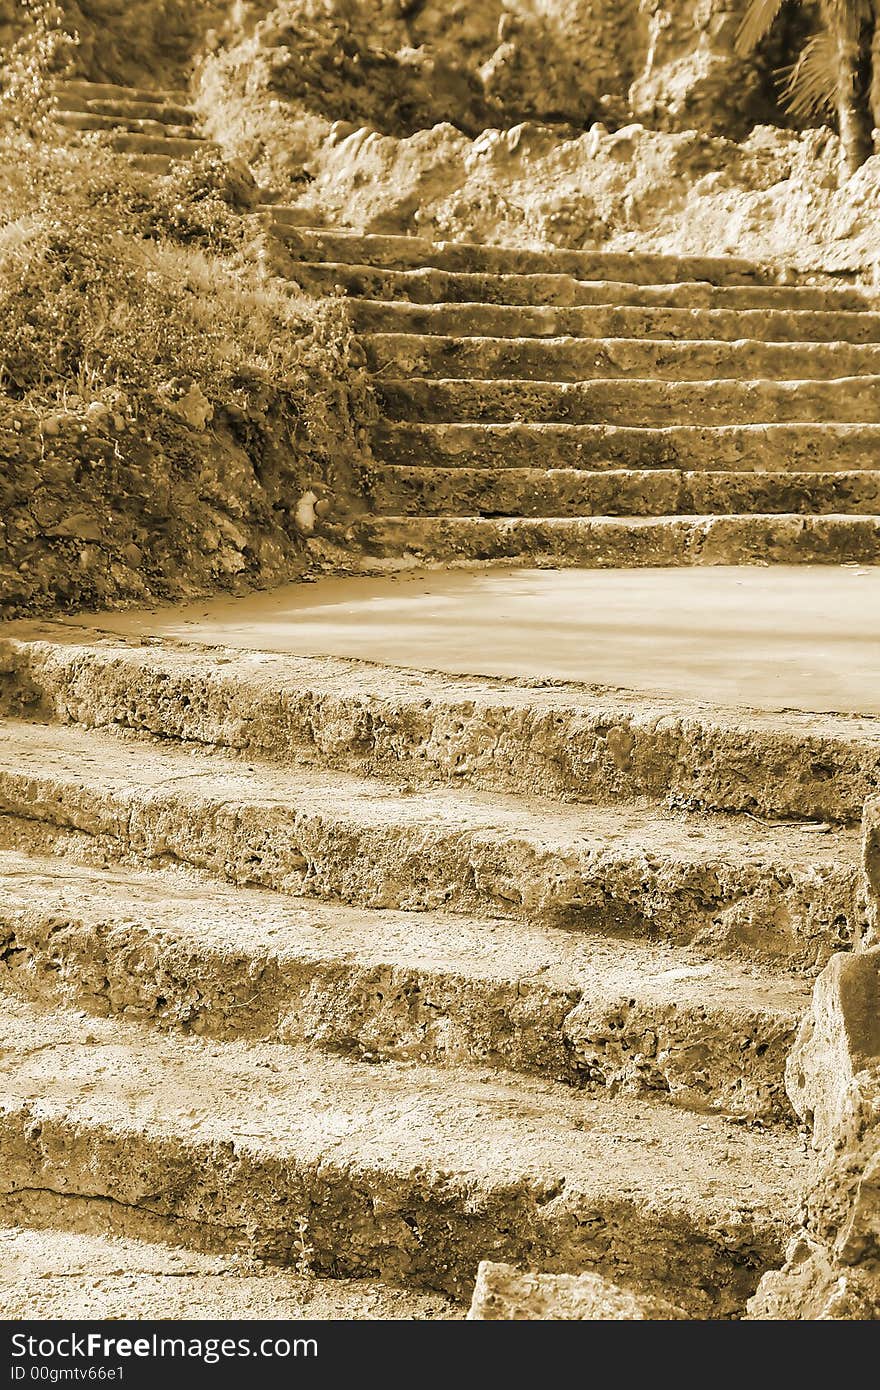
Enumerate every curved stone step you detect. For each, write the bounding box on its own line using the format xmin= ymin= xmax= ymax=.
xmin=353 ymin=512 xmax=880 ymax=570
xmin=55 ymin=111 xmax=196 ymax=138
xmin=373 ymin=421 xmax=880 ymax=472
xmin=283 ymin=261 xmax=872 ymax=312
xmin=55 ymin=96 xmax=196 ymax=124
xmin=0 ymin=719 xmax=861 ymax=960
xmin=270 ymin=225 xmax=769 ymax=285
xmin=0 ymin=850 xmax=807 ymax=1119
xmin=0 ymin=994 xmax=806 ymax=1313
xmin=108 ymin=132 xmax=209 ymax=157
xmin=0 ymin=1226 xmax=459 ymax=1320
xmin=370 ymin=466 xmax=880 ymax=518
xmin=3 ymin=630 xmax=877 ymax=824
xmin=57 ymin=80 xmax=191 ymax=104
xmin=375 ymin=376 xmax=880 ymax=426
xmin=364 ymin=334 xmax=880 ymax=384
xmin=349 ymin=299 xmax=880 ymax=344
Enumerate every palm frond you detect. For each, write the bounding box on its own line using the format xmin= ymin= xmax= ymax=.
xmin=778 ymin=30 xmax=839 ymax=116
xmin=735 ymin=0 xmax=786 ymax=56
xmin=818 ymin=0 xmax=874 ymax=39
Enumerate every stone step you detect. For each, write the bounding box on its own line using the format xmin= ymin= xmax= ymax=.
xmin=364 ymin=334 xmax=880 ymax=384
xmin=370 ymin=466 xmax=880 ymax=518
xmin=0 ymin=994 xmax=806 ymax=1313
xmin=375 ymin=376 xmax=880 ymax=426
xmin=353 ymin=512 xmax=880 ymax=570
xmin=0 ymin=1226 xmax=459 ymax=1319
xmin=3 ymin=630 xmax=876 ymax=824
xmin=57 ymin=80 xmax=191 ymax=105
xmin=54 ymin=95 xmax=196 ymax=124
xmin=373 ymin=421 xmax=880 ymax=473
xmin=349 ymin=298 xmax=880 ymax=345
xmin=55 ymin=111 xmax=196 ymax=138
xmin=283 ymin=261 xmax=872 ymax=312
xmin=0 ymin=719 xmax=861 ymax=963
xmin=268 ymin=224 xmax=769 ymax=285
xmin=126 ymin=153 xmax=176 ymax=175
xmin=0 ymin=850 xmax=807 ymax=1120
xmin=108 ymin=132 xmax=209 ymax=157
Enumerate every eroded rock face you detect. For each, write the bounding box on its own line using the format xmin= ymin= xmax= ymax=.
xmin=467 ymin=1260 xmax=689 ymax=1319
xmin=749 ymin=807 xmax=880 ymax=1319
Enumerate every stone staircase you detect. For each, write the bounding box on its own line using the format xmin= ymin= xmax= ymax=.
xmin=53 ymin=80 xmax=212 ymax=173
xmin=269 ymin=219 xmax=880 ymax=567
xmin=1 ymin=627 xmax=877 ymax=1317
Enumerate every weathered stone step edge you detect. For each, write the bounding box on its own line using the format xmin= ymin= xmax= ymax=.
xmin=268 ymin=223 xmax=769 ymax=285
xmin=0 ymin=719 xmax=863 ymax=964
xmin=0 ymin=995 xmax=807 ymax=1312
xmin=369 ymin=467 xmax=880 ymax=518
xmin=3 ymin=632 xmax=878 ymax=824
xmin=353 ymin=513 xmax=880 ymax=572
xmin=57 ymin=80 xmax=191 ymax=103
xmin=54 ymin=96 xmax=196 ymax=123
xmin=283 ymin=261 xmax=873 ymax=312
xmin=349 ymin=299 xmax=880 ymax=344
xmin=363 ymin=334 xmax=880 ymax=384
xmin=0 ymin=1226 xmax=461 ymax=1320
xmin=108 ymin=133 xmax=211 ymax=156
xmin=375 ymin=375 xmax=880 ymax=426
xmin=373 ymin=421 xmax=880 ymax=472
xmin=56 ymin=112 xmax=198 ymax=138
xmin=0 ymin=851 xmax=807 ymax=1120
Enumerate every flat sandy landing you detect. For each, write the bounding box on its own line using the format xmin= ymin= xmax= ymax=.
xmin=68 ymin=565 xmax=880 ymax=717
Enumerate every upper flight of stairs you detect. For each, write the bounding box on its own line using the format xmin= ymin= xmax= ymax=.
xmin=53 ymin=80 xmax=212 ymax=173
xmin=270 ymin=220 xmax=880 ymax=567
xmin=2 ymin=625 xmax=877 ymax=1316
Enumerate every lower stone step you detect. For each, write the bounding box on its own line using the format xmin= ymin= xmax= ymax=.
xmin=0 ymin=995 xmax=806 ymax=1314
xmin=363 ymin=333 xmax=880 ymax=384
xmin=282 ymin=261 xmax=871 ymax=312
xmin=57 ymin=80 xmax=191 ymax=105
xmin=369 ymin=466 xmax=880 ymax=518
xmin=352 ymin=512 xmax=880 ymax=569
xmin=108 ymin=132 xmax=209 ymax=157
xmin=0 ymin=1226 xmax=458 ymax=1320
xmin=55 ymin=95 xmax=196 ymax=124
xmin=0 ymin=719 xmax=861 ymax=962
xmin=375 ymin=376 xmax=880 ymax=426
xmin=0 ymin=850 xmax=807 ymax=1119
xmin=55 ymin=110 xmax=196 ymax=138
xmin=373 ymin=422 xmax=880 ymax=473
xmin=349 ymin=298 xmax=880 ymax=345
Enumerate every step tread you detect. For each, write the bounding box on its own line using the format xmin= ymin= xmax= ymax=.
xmin=1 ymin=994 xmax=807 ymax=1213
xmin=0 ymin=718 xmax=858 ymax=866
xmin=268 ymin=224 xmax=767 ymax=283
xmin=350 ymin=299 xmax=880 ymax=343
xmin=0 ymin=850 xmax=808 ymax=1016
xmin=0 ymin=1225 xmax=459 ymax=1319
xmin=5 ymin=627 xmax=879 ymax=751
xmin=284 ymin=261 xmax=873 ymax=311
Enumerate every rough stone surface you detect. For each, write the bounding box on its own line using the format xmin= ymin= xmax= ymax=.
xmin=0 ymin=717 xmax=860 ymax=964
xmin=0 ymin=994 xmax=806 ymax=1314
xmin=3 ymin=631 xmax=878 ymax=825
xmin=0 ymin=850 xmax=808 ymax=1120
xmin=467 ymin=1260 xmax=688 ymax=1319
xmin=0 ymin=1226 xmax=459 ymax=1320
xmin=748 ymin=825 xmax=880 ymax=1318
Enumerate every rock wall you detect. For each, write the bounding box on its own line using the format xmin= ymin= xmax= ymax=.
xmin=748 ymin=804 xmax=880 ymax=1320
xmin=193 ymin=0 xmax=790 ymax=147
